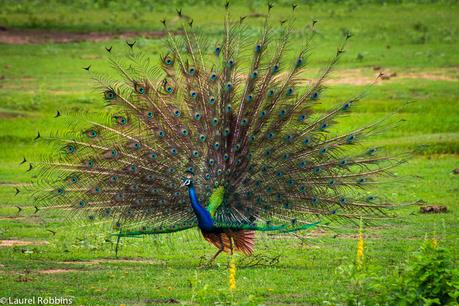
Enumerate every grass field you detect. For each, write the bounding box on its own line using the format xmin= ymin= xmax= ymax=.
xmin=0 ymin=1 xmax=458 ymax=304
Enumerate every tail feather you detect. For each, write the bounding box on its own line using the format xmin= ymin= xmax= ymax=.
xmin=29 ymin=4 xmax=402 ymax=238
xmin=202 ymin=230 xmax=255 ymax=255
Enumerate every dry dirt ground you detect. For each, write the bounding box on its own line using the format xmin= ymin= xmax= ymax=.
xmin=0 ymin=27 xmax=171 ymax=44
xmin=0 ymin=239 xmax=48 ymax=247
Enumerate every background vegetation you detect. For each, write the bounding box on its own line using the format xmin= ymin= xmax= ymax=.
xmin=0 ymin=0 xmax=458 ymax=304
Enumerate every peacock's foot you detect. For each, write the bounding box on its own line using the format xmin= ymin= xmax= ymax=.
xmin=197 ymin=254 xmax=224 ymax=269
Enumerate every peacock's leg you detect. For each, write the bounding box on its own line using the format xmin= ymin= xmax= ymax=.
xmin=201 ymin=234 xmax=224 ymax=268
xmin=115 ymin=227 xmax=122 ymax=258
xmin=209 ymin=234 xmax=225 ymax=262
xmin=115 ymin=235 xmax=121 ymax=258
xmin=229 ymin=235 xmax=234 ymax=255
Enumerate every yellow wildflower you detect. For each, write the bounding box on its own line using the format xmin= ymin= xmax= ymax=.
xmin=356 ymin=217 xmax=364 ymax=269
xmin=229 ymin=256 xmax=236 ymax=291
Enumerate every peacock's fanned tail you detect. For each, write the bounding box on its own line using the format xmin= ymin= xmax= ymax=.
xmin=30 ymin=3 xmax=402 ymax=239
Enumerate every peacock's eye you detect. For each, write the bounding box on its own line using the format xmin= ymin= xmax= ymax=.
xmin=117 ymin=117 xmax=127 ymax=125
xmin=296 ymin=58 xmax=303 ymax=67
xmin=86 ymin=130 xmax=97 ymax=138
xmin=66 ymin=145 xmax=76 ymax=153
xmin=148 ymin=152 xmax=157 ymax=160
xmin=104 ymin=90 xmax=116 ymax=100
xmin=165 ymin=58 xmax=173 ymax=65
xmin=137 ymin=86 xmax=145 ymax=94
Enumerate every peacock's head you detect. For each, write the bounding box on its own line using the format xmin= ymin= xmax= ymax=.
xmin=181 ymin=177 xmax=192 ymax=187
xmin=180 ymin=170 xmax=194 ymax=187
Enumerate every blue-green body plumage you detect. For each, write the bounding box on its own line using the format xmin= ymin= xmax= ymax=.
xmin=188 ymin=184 xmax=214 ymax=232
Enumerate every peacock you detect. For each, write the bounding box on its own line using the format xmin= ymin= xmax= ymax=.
xmin=29 ymin=3 xmax=401 ymax=263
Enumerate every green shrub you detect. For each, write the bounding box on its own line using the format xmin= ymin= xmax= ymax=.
xmin=385 ymin=241 xmax=459 ymax=305
xmin=332 ymin=241 xmax=459 ymax=305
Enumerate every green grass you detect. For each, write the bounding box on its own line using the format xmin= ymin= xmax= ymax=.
xmin=0 ymin=1 xmax=458 ymax=304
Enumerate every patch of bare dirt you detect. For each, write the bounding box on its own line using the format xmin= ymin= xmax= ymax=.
xmin=0 ymin=111 xmax=28 ymax=119
xmin=326 ymin=68 xmax=458 ymax=85
xmin=0 ymin=28 xmax=177 ymax=44
xmin=327 ymin=70 xmax=376 ymax=85
xmin=402 ymin=72 xmax=457 ymax=81
xmin=420 ymin=205 xmax=448 ymax=213
xmin=0 ymin=240 xmax=48 ymax=247
xmin=39 ymin=269 xmax=80 ymax=274
xmin=0 ymin=216 xmax=25 ymax=221
xmin=61 ymin=257 xmax=163 ymax=265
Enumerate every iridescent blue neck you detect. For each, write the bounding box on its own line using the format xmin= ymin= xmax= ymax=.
xmin=188 ymin=185 xmax=214 ymax=231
